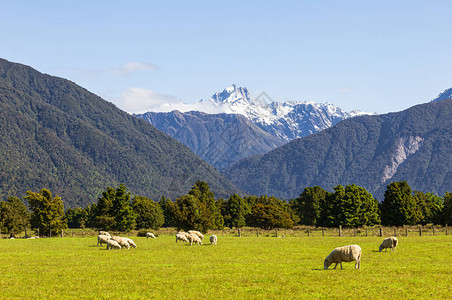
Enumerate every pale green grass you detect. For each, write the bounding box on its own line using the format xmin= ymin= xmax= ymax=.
xmin=0 ymin=235 xmax=450 ymax=299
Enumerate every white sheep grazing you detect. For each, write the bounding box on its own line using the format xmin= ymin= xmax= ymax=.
xmin=379 ymin=237 xmax=398 ymax=252
xmin=111 ymin=236 xmax=130 ymax=249
xmin=124 ymin=237 xmax=137 ymax=248
xmin=146 ymin=232 xmax=156 ymax=239
xmin=106 ymin=239 xmax=121 ymax=250
xmin=177 ymin=231 xmax=191 ymax=238
xmin=187 ymin=234 xmax=202 ymax=246
xmin=209 ymin=235 xmax=217 ymax=245
xmin=97 ymin=234 xmax=111 ymax=246
xmin=324 ymin=245 xmax=361 ymax=270
xmin=99 ymin=231 xmax=111 ymax=237
xmin=188 ymin=230 xmax=204 ymax=240
xmin=176 ymin=233 xmax=189 ymax=243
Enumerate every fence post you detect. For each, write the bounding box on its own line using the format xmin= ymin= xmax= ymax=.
xmin=446 ymin=224 xmax=448 ymax=235
xmin=393 ymin=228 xmax=396 ymax=237
xmin=37 ymin=228 xmax=39 ymax=237
xmin=354 ymin=228 xmax=356 ymax=237
xmin=82 ymin=231 xmax=84 ymax=238
xmin=49 ymin=229 xmax=51 ymax=238
xmin=257 ymin=230 xmax=259 ymax=237
xmin=275 ymin=229 xmax=278 ymax=237
xmin=322 ymin=227 xmax=324 ymax=237
xmin=406 ymin=227 xmax=408 ymax=236
xmin=419 ymin=226 xmax=422 ymax=236
xmin=61 ymin=230 xmax=63 ymax=238
xmin=379 ymin=227 xmax=382 ymax=237
xmin=307 ymin=228 xmax=310 ymax=237
xmin=432 ymin=225 xmax=435 ymax=236
xmin=238 ymin=228 xmax=241 ymax=237
xmin=339 ymin=225 xmax=342 ymax=237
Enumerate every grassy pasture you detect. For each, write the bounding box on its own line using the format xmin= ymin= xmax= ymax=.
xmin=0 ymin=235 xmax=450 ymax=299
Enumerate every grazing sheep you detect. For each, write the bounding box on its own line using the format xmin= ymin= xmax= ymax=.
xmin=97 ymin=234 xmax=111 ymax=246
xmin=324 ymin=245 xmax=361 ymax=270
xmin=99 ymin=231 xmax=111 ymax=237
xmin=146 ymin=232 xmax=156 ymax=239
xmin=176 ymin=233 xmax=189 ymax=243
xmin=124 ymin=237 xmax=137 ymax=248
xmin=177 ymin=231 xmax=191 ymax=238
xmin=210 ymin=235 xmax=217 ymax=245
xmin=111 ymin=236 xmax=130 ymax=249
xmin=188 ymin=230 xmax=204 ymax=240
xmin=379 ymin=237 xmax=398 ymax=252
xmin=106 ymin=239 xmax=121 ymax=250
xmin=187 ymin=234 xmax=202 ymax=246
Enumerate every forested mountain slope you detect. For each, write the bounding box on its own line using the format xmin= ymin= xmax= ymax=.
xmin=0 ymin=58 xmax=239 ymax=207
xmin=226 ymin=99 xmax=452 ymax=200
xmin=135 ymin=110 xmax=285 ymax=170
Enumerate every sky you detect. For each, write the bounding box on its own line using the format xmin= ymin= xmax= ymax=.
xmin=1 ymin=1 xmax=452 ymax=114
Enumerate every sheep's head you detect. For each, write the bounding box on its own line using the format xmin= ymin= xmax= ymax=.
xmin=324 ymin=258 xmax=332 ymax=270
xmin=379 ymin=244 xmax=383 ymax=252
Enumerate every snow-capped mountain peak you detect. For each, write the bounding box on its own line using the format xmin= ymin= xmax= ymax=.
xmin=196 ymin=85 xmax=374 ymax=140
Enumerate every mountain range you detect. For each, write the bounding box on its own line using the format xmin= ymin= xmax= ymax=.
xmin=225 ymin=98 xmax=452 ymax=200
xmin=136 ymin=110 xmax=284 ymax=170
xmin=136 ymin=85 xmax=371 ymax=169
xmin=0 ymin=58 xmax=239 ymax=207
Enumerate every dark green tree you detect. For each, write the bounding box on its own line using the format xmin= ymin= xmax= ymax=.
xmin=132 ymin=196 xmax=164 ymax=230
xmin=246 ymin=203 xmax=294 ymax=230
xmin=25 ymin=189 xmax=67 ymax=236
xmin=442 ymin=192 xmax=452 ymax=225
xmin=159 ymin=195 xmax=177 ymax=227
xmin=173 ymin=194 xmax=212 ymax=233
xmin=65 ymin=207 xmax=88 ymax=228
xmin=0 ymin=196 xmax=30 ymax=235
xmin=92 ymin=184 xmax=136 ymax=231
xmin=290 ymin=186 xmax=329 ymax=226
xmin=189 ymin=181 xmax=224 ymax=229
xmin=413 ymin=191 xmax=444 ymax=224
xmin=224 ymin=193 xmax=249 ymax=228
xmin=381 ymin=181 xmax=422 ymax=226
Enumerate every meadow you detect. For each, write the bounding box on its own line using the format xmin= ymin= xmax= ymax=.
xmin=0 ymin=234 xmax=451 ymax=299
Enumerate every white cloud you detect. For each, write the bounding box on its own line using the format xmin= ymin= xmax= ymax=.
xmin=339 ymin=86 xmax=353 ymax=94
xmin=117 ymin=87 xmax=235 ymax=114
xmin=113 ymin=62 xmax=157 ymax=75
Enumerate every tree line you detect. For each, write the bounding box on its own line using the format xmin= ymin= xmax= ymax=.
xmin=1 ymin=180 xmax=451 ymax=236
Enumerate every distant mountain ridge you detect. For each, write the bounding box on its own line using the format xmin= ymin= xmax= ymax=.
xmin=431 ymin=87 xmax=452 ymax=102
xmin=226 ymin=98 xmax=452 ymax=200
xmin=137 ymin=85 xmax=373 ymax=169
xmin=199 ymin=84 xmax=373 ymax=141
xmin=135 ymin=110 xmax=284 ymax=170
xmin=0 ymin=58 xmax=239 ymax=207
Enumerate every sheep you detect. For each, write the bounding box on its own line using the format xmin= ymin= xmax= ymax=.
xmin=146 ymin=232 xmax=156 ymax=239
xmin=188 ymin=230 xmax=204 ymax=240
xmin=106 ymin=239 xmax=121 ymax=250
xmin=324 ymin=245 xmax=361 ymax=270
xmin=99 ymin=231 xmax=111 ymax=237
xmin=111 ymin=236 xmax=130 ymax=249
xmin=97 ymin=234 xmax=111 ymax=246
xmin=177 ymin=231 xmax=191 ymax=239
xmin=176 ymin=233 xmax=189 ymax=243
xmin=187 ymin=234 xmax=202 ymax=246
xmin=209 ymin=235 xmax=217 ymax=245
xmin=379 ymin=237 xmax=398 ymax=252
xmin=124 ymin=237 xmax=137 ymax=248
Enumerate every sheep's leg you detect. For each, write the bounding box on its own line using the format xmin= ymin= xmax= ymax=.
xmin=340 ymin=262 xmax=343 ymax=270
xmin=333 ymin=263 xmax=338 ymax=269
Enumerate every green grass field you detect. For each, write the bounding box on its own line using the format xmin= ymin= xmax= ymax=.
xmin=0 ymin=235 xmax=451 ymax=299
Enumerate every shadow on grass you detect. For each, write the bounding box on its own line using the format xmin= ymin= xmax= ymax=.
xmin=311 ymin=268 xmax=324 ymax=271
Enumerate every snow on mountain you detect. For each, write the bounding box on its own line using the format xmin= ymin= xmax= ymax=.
xmin=431 ymin=87 xmax=452 ymax=103
xmin=198 ymin=84 xmax=375 ymax=141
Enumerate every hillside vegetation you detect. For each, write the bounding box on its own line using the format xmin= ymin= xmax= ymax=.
xmin=0 ymin=58 xmax=239 ymax=207
xmin=226 ymin=99 xmax=452 ymax=200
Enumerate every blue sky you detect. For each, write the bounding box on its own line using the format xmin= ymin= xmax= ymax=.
xmin=1 ymin=1 xmax=451 ymax=113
